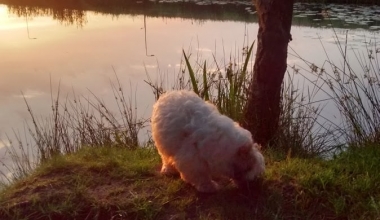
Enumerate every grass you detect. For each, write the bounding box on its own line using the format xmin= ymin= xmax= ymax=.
xmin=181 ymin=42 xmax=254 ymax=122
xmin=0 ymin=147 xmax=163 ymax=220
xmin=1 ymin=144 xmax=379 ymax=219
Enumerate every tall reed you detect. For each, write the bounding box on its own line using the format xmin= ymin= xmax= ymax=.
xmin=164 ymin=34 xmax=379 ymax=157
xmin=289 ymin=31 xmax=380 ymax=148
xmin=1 ymin=75 xmax=147 ymax=184
xmin=145 ymin=41 xmax=338 ymax=157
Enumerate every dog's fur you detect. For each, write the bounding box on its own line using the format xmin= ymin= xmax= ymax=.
xmin=151 ymin=90 xmax=265 ymax=192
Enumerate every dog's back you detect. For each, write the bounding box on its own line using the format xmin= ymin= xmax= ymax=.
xmin=151 ymin=90 xmax=216 ymax=154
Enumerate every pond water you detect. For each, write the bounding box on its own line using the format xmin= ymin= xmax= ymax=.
xmin=0 ymin=2 xmax=379 ymax=180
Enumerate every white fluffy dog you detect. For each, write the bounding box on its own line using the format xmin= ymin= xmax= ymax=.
xmin=151 ymin=90 xmax=265 ymax=193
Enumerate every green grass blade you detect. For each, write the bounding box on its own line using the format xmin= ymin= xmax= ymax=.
xmin=229 ymin=73 xmax=235 ymax=118
xmin=202 ymin=61 xmax=209 ymax=101
xmin=242 ymin=41 xmax=255 ymax=75
xmin=182 ymin=50 xmax=199 ymax=95
xmin=237 ymin=41 xmax=255 ymax=96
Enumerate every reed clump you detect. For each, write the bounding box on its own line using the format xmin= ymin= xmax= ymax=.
xmin=150 ymin=33 xmax=379 ymax=157
xmin=146 ymin=41 xmax=342 ymax=158
xmin=289 ymin=31 xmax=380 ymax=149
xmin=0 ymin=74 xmax=147 ymax=184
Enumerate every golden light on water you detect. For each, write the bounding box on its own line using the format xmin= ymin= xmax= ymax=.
xmin=0 ymin=5 xmax=14 ymax=30
xmin=0 ymin=4 xmax=58 ymax=31
xmin=0 ymin=5 xmax=25 ymax=30
xmin=0 ymin=4 xmax=6 ymax=14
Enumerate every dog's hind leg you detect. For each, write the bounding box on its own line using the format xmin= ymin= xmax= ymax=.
xmin=159 ymin=154 xmax=179 ymax=176
xmin=175 ymin=156 xmax=219 ymax=193
xmin=161 ymin=163 xmax=179 ymax=176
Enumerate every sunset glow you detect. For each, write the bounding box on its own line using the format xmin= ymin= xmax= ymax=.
xmin=0 ymin=4 xmax=58 ymax=31
xmin=0 ymin=5 xmax=15 ymax=30
xmin=0 ymin=5 xmax=26 ymax=30
xmin=0 ymin=5 xmax=6 ymax=14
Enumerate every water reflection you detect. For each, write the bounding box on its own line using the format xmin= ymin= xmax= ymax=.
xmin=2 ymin=1 xmax=380 ymax=29
xmin=7 ymin=6 xmax=88 ymax=27
xmin=3 ymin=1 xmax=256 ymax=28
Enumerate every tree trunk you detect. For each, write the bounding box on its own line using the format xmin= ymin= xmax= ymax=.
xmin=242 ymin=0 xmax=294 ymax=147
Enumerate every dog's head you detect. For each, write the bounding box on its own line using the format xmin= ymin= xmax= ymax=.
xmin=232 ymin=143 xmax=265 ymax=182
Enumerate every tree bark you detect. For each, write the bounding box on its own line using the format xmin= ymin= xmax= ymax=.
xmin=242 ymin=0 xmax=294 ymax=147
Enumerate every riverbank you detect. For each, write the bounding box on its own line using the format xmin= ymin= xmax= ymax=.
xmin=1 ymin=144 xmax=379 ymax=219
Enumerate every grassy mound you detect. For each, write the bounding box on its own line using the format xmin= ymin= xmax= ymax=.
xmin=1 ymin=145 xmax=379 ymax=220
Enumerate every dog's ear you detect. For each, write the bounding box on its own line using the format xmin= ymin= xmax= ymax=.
xmin=253 ymin=143 xmax=262 ymax=150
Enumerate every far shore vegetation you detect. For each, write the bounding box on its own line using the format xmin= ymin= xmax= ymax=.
xmin=1 ymin=6 xmax=380 ymax=219
xmin=1 ymin=0 xmax=379 ymax=29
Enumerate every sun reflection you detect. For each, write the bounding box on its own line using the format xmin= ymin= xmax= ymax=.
xmin=0 ymin=5 xmax=6 ymax=14
xmin=0 ymin=4 xmax=25 ymax=30
xmin=12 ymin=90 xmax=44 ymax=99
xmin=0 ymin=4 xmax=57 ymax=31
xmin=0 ymin=5 xmax=10 ymax=27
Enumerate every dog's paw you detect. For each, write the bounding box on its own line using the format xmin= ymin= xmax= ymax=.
xmin=195 ymin=181 xmax=220 ymax=193
xmin=160 ymin=165 xmax=179 ymax=176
